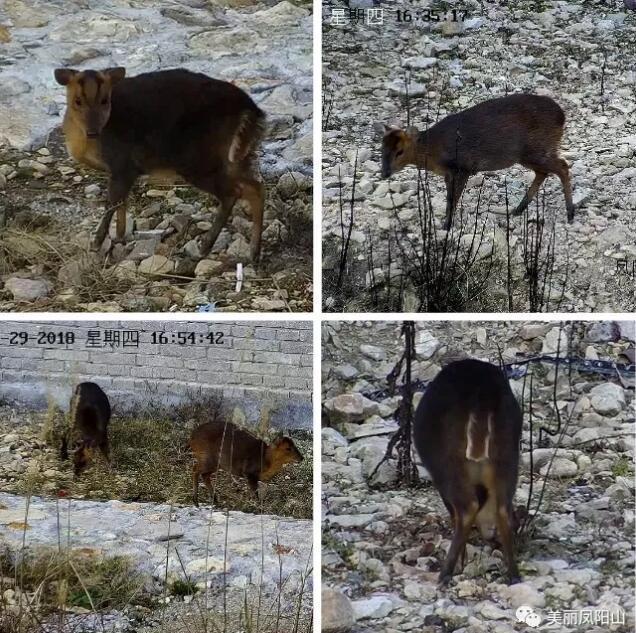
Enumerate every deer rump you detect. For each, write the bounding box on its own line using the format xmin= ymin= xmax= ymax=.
xmin=413 ymin=359 xmax=522 ymax=583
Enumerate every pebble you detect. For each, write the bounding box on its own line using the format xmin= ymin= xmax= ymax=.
xmin=4 ymin=277 xmax=52 ymax=301
xmin=322 ymin=589 xmax=356 ymax=633
xmin=138 ymin=255 xmax=174 ymax=276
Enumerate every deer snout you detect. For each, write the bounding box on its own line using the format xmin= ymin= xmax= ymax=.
xmin=381 ymin=159 xmax=391 ymax=179
xmin=85 ymin=111 xmax=105 ymax=139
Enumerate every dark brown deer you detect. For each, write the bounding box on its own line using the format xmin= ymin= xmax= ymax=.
xmin=413 ymin=359 xmax=522 ymax=586
xmin=54 ymin=67 xmax=266 ymax=262
xmin=379 ymin=93 xmax=574 ymax=229
xmin=61 ymin=381 xmax=111 ymax=476
xmin=190 ymin=420 xmax=303 ymax=507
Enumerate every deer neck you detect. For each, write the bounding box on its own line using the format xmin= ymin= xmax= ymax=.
xmin=259 ymin=446 xmax=280 ymax=482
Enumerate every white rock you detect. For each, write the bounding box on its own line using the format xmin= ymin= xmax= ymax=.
xmin=589 ymin=383 xmax=626 ymax=416
xmin=322 ymin=427 xmax=349 ymax=452
xmin=500 ymin=582 xmax=545 ymax=609
xmin=138 ymin=255 xmax=174 ymax=276
xmin=322 ymin=589 xmax=356 ymax=632
xmin=323 ymin=393 xmax=378 ymax=422
xmin=351 ymin=595 xmax=394 ymax=619
xmin=359 ymin=344 xmax=386 ymax=361
xmin=414 ymin=330 xmax=440 ymax=360
xmin=542 ymin=327 xmax=569 ymax=354
xmin=4 ymin=277 xmax=52 ymax=301
xmin=185 ymin=557 xmax=226 ymax=575
xmin=539 ymin=457 xmax=578 ymax=478
xmin=194 ymin=259 xmax=223 ymax=278
xmin=328 ymin=514 xmax=376 ymax=529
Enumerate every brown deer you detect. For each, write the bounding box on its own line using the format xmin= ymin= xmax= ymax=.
xmin=413 ymin=359 xmax=522 ymax=586
xmin=61 ymin=381 xmax=111 ymax=476
xmin=378 ymin=93 xmax=574 ymax=229
xmin=190 ymin=420 xmax=303 ymax=507
xmin=54 ymin=67 xmax=266 ymax=262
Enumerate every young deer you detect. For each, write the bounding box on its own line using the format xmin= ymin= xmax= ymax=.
xmin=54 ymin=67 xmax=266 ymax=261
xmin=379 ymin=93 xmax=574 ymax=229
xmin=190 ymin=420 xmax=303 ymax=507
xmin=413 ymin=359 xmax=522 ymax=586
xmin=61 ymin=382 xmax=111 ymax=477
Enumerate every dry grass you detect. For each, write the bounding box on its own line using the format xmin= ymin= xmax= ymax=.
xmin=0 ymin=211 xmax=137 ymax=305
xmin=0 ymin=544 xmax=151 ymax=633
xmin=23 ymin=399 xmax=313 ymax=520
xmin=0 ymin=546 xmax=148 ymax=611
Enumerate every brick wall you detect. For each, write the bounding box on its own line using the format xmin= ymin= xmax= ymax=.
xmin=0 ymin=321 xmax=313 ymax=429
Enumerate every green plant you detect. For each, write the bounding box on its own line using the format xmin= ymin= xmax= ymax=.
xmin=169 ymin=578 xmax=199 ymax=598
xmin=612 ymin=456 xmax=631 ymax=478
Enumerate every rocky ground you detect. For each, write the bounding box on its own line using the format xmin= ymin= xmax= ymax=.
xmin=0 ymin=0 xmax=312 ymax=312
xmin=322 ymin=0 xmax=636 ymax=312
xmin=0 ymin=492 xmax=313 ymax=631
xmin=321 ymin=320 xmax=635 ymax=632
xmin=0 ymin=406 xmax=313 ymax=631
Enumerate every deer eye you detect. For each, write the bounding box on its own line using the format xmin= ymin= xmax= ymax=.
xmin=74 ymin=98 xmax=81 ymax=106
xmin=395 ymin=149 xmax=404 ymax=158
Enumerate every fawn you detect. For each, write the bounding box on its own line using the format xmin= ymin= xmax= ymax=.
xmin=413 ymin=359 xmax=522 ymax=585
xmin=54 ymin=67 xmax=266 ymax=261
xmin=190 ymin=420 xmax=303 ymax=507
xmin=378 ymin=93 xmax=575 ymax=229
xmin=61 ymin=382 xmax=111 ymax=476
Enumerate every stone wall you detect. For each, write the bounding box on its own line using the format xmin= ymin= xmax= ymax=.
xmin=0 ymin=320 xmax=313 ymax=429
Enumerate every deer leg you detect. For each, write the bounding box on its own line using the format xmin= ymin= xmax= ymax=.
xmin=201 ymin=472 xmax=218 ymax=505
xmin=256 ymin=481 xmax=268 ymax=503
xmin=99 ymin=442 xmax=110 ymax=467
xmin=92 ymin=171 xmax=136 ymax=250
xmin=239 ymin=178 xmax=265 ymax=264
xmin=60 ymin=435 xmax=69 ymax=461
xmin=199 ymin=196 xmax=236 ymax=257
xmin=496 ymin=504 xmax=520 ymax=584
xmin=555 ymin=158 xmax=575 ymax=222
xmin=247 ymin=474 xmax=260 ymax=497
xmin=92 ymin=206 xmax=117 ymax=251
xmin=513 ymin=169 xmax=547 ymax=217
xmin=192 ymin=465 xmax=200 ymax=507
xmin=115 ymin=201 xmax=128 ymax=241
xmin=443 ymin=170 xmax=469 ymax=230
xmin=439 ymin=498 xmax=479 ymax=586
xmin=518 ymin=156 xmax=574 ymax=221
xmin=441 ymin=496 xmax=455 ymax=522
xmin=191 ymin=172 xmax=240 ymax=257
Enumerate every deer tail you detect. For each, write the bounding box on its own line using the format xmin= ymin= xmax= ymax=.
xmin=228 ymin=107 xmax=266 ymax=164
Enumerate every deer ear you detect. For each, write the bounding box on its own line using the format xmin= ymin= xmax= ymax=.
xmin=54 ymin=68 xmax=77 ymax=86
xmin=104 ymin=67 xmax=126 ymax=85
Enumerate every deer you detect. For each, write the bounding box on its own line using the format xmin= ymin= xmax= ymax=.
xmin=54 ymin=67 xmax=266 ymax=262
xmin=190 ymin=420 xmax=303 ymax=507
xmin=378 ymin=93 xmax=575 ymax=230
xmin=61 ymin=381 xmax=111 ymax=477
xmin=413 ymin=358 xmax=523 ymax=586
